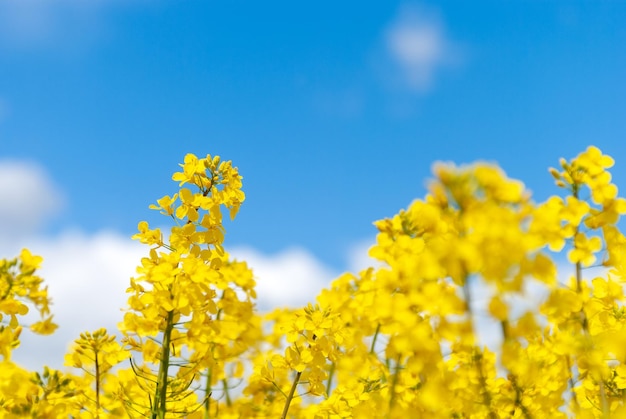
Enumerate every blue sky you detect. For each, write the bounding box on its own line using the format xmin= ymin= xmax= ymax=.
xmin=1 ymin=1 xmax=625 ymax=369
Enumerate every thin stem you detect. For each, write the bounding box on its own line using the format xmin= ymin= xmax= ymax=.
xmin=388 ymin=355 xmax=402 ymax=410
xmin=203 ymin=295 xmax=223 ymax=418
xmin=565 ymin=355 xmax=579 ymax=412
xmin=153 ymin=310 xmax=175 ymax=419
xmin=326 ymin=362 xmax=335 ymax=396
xmin=203 ymin=368 xmax=212 ymax=419
xmin=222 ymin=379 xmax=231 ymax=407
xmin=94 ymin=348 xmax=101 ymax=417
xmin=370 ymin=323 xmax=381 ymax=355
xmin=281 ymin=370 xmax=302 ymax=419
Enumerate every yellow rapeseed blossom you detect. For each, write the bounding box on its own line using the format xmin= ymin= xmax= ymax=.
xmin=5 ymin=146 xmax=626 ymax=417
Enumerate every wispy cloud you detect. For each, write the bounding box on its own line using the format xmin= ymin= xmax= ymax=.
xmin=345 ymin=238 xmax=383 ymax=273
xmin=0 ymin=160 xmax=65 ymax=238
xmin=0 ymin=0 xmax=141 ymax=50
xmin=312 ymin=88 xmax=365 ymax=119
xmin=384 ymin=3 xmax=460 ymax=93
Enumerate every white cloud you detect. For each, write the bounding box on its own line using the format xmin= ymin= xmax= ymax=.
xmin=345 ymin=237 xmax=383 ymax=273
xmin=8 ymin=230 xmax=144 ymax=371
xmin=468 ymin=259 xmax=611 ymax=362
xmin=4 ymin=232 xmax=341 ymax=371
xmin=0 ymin=160 xmax=65 ymax=238
xmin=385 ymin=4 xmax=459 ymax=92
xmin=231 ymin=246 xmax=338 ymax=311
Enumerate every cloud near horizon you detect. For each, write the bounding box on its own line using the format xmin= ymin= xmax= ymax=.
xmin=0 ymin=160 xmax=65 ymax=237
xmin=5 ymin=232 xmax=354 ymax=372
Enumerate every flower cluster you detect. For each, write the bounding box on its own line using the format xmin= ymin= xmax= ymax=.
xmin=118 ymin=153 xmax=256 ymax=417
xmin=2 ymin=146 xmax=626 ymax=417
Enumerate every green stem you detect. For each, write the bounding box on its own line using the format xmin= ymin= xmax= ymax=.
xmin=370 ymin=323 xmax=381 ymax=355
xmin=203 ymin=297 xmax=223 ymax=417
xmin=203 ymin=368 xmax=212 ymax=419
xmin=153 ymin=310 xmax=175 ymax=419
xmin=326 ymin=362 xmax=335 ymax=396
xmin=222 ymin=379 xmax=231 ymax=407
xmin=281 ymin=370 xmax=302 ymax=419
xmin=565 ymin=355 xmax=578 ymax=411
xmin=94 ymin=348 xmax=101 ymax=417
xmin=388 ymin=355 xmax=402 ymax=410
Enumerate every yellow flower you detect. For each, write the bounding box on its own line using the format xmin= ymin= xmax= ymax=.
xmin=172 ymin=153 xmax=206 ymax=187
xmin=131 ymin=221 xmax=163 ymax=246
xmin=30 ymin=316 xmax=58 ymax=335
xmin=541 ymin=288 xmax=583 ymax=324
xmin=149 ymin=193 xmax=178 ymax=216
xmin=488 ymin=296 xmax=509 ymax=321
xmin=19 ymin=248 xmax=43 ymax=273
xmin=568 ymin=232 xmax=602 ymax=266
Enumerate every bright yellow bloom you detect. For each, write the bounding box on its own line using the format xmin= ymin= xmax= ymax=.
xmin=149 ymin=193 xmax=178 ymax=216
xmin=131 ymin=221 xmax=163 ymax=246
xmin=6 ymin=147 xmax=626 ymax=417
xmin=568 ymin=232 xmax=602 ymax=266
xmin=30 ymin=316 xmax=58 ymax=335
